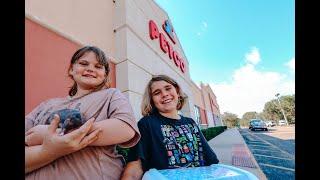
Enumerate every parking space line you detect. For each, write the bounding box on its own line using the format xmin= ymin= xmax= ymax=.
xmin=246 ymin=140 xmax=261 ymax=142
xmin=248 ymin=144 xmax=270 ymax=147
xmin=251 ymin=148 xmax=279 ymax=152
xmin=259 ymin=163 xmax=295 ymax=171
xmin=246 ymin=141 xmax=262 ymax=143
xmin=246 ymin=130 xmax=295 ymax=160
xmin=246 ymin=142 xmax=268 ymax=145
xmin=253 ymin=154 xmax=293 ymax=160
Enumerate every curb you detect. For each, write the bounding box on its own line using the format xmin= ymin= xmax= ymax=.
xmin=235 ymin=128 xmax=268 ymax=180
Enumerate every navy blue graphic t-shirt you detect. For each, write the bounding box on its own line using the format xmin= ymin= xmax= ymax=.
xmin=127 ymin=112 xmax=219 ymax=171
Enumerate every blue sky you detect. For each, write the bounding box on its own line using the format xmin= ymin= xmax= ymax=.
xmin=155 ymin=0 xmax=295 ymax=117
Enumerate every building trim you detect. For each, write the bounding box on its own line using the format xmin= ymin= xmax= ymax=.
xmin=25 ymin=13 xmax=83 ymax=46
xmin=121 ymin=89 xmax=143 ymax=96
xmin=116 ymin=58 xmax=153 ymax=78
xmin=25 ymin=13 xmax=118 ymax=64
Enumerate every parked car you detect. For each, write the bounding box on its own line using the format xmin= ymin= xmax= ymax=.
xmin=265 ymin=120 xmax=276 ymax=127
xmin=278 ymin=120 xmax=286 ymax=126
xmin=249 ymin=119 xmax=268 ymax=131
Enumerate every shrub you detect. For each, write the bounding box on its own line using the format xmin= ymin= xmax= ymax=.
xmin=116 ymin=146 xmax=131 ymax=163
xmin=201 ymin=126 xmax=227 ymax=141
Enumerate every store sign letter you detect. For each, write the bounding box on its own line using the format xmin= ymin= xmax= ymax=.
xmin=149 ymin=20 xmax=186 ymax=73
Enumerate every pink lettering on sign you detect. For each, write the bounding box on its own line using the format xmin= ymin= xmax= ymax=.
xmin=149 ymin=20 xmax=159 ymax=40
xmin=159 ymin=33 xmax=168 ymax=53
xmin=166 ymin=41 xmax=173 ymax=59
xmin=149 ymin=20 xmax=186 ymax=74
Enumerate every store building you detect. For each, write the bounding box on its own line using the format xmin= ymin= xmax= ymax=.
xmin=25 ymin=0 xmax=223 ymax=128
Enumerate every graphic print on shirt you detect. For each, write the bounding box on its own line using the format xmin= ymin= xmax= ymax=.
xmin=161 ymin=123 xmax=204 ymax=168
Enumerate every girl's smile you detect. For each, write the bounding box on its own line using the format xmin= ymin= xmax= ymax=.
xmin=69 ymin=51 xmax=106 ymax=91
xmin=151 ymin=80 xmax=180 ymax=118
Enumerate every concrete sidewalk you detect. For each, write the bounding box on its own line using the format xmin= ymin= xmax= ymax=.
xmin=208 ymin=127 xmax=267 ymax=180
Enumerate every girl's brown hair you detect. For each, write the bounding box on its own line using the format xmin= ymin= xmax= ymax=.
xmin=141 ymin=74 xmax=186 ymax=116
xmin=68 ymin=46 xmax=111 ymax=96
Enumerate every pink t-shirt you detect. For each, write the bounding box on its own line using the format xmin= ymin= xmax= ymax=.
xmin=25 ymin=88 xmax=141 ymax=180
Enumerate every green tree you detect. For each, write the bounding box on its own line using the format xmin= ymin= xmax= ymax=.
xmin=280 ymin=95 xmax=295 ymax=124
xmin=263 ymin=100 xmax=281 ymax=122
xmin=262 ymin=94 xmax=295 ymax=124
xmin=222 ymin=112 xmax=239 ymax=128
xmin=257 ymin=112 xmax=268 ymax=120
xmin=240 ymin=112 xmax=258 ymax=127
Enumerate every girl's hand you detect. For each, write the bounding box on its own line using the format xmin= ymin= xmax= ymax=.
xmin=25 ymin=125 xmax=49 ymax=146
xmin=25 ymin=124 xmax=63 ymax=146
xmin=41 ymin=114 xmax=101 ymax=158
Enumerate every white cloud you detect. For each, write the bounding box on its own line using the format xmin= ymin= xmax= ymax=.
xmin=202 ymin=21 xmax=208 ymax=28
xmin=245 ymin=47 xmax=261 ymax=65
xmin=209 ymin=48 xmax=295 ymax=118
xmin=201 ymin=21 xmax=208 ymax=32
xmin=196 ymin=21 xmax=207 ymax=37
xmin=285 ymin=57 xmax=295 ymax=72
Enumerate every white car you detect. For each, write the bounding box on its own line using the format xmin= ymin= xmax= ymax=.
xmin=265 ymin=120 xmax=276 ymax=127
xmin=278 ymin=120 xmax=286 ymax=126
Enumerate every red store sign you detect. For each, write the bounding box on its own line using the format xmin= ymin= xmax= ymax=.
xmin=149 ymin=20 xmax=185 ymax=73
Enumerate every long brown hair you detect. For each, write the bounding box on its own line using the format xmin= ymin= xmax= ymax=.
xmin=68 ymin=46 xmax=111 ymax=96
xmin=141 ymin=74 xmax=186 ymax=116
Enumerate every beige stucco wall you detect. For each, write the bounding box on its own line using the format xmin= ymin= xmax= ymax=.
xmin=206 ymin=85 xmax=223 ymax=126
xmin=200 ymin=83 xmax=223 ymax=127
xmin=114 ymin=0 xmax=196 ymax=121
xmin=25 ymin=0 xmax=116 ymax=59
xmin=208 ymin=89 xmax=220 ymax=115
xmin=204 ymin=84 xmax=221 ymax=115
xmin=190 ymin=81 xmax=205 ymax=109
xmin=200 ymin=83 xmax=214 ymax=127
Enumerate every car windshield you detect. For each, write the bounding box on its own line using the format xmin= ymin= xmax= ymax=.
xmin=251 ymin=120 xmax=263 ymax=124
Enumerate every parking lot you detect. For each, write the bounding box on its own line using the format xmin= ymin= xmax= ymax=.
xmin=239 ymin=126 xmax=295 ymax=179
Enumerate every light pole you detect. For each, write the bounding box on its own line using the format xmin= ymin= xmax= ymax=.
xmin=275 ymin=93 xmax=289 ymax=126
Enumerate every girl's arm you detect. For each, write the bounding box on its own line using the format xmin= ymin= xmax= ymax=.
xmin=25 ymin=120 xmax=135 ymax=147
xmin=89 ymin=119 xmax=135 ymax=146
xmin=25 ymin=125 xmax=52 ymax=146
xmin=26 ymin=90 xmax=140 ymax=147
xmin=88 ymin=89 xmax=140 ymax=147
xmin=25 ymin=116 xmax=101 ymax=173
xmin=120 ymin=159 xmax=144 ymax=180
xmin=25 ymin=100 xmax=50 ymax=146
xmin=25 ymin=145 xmax=56 ymax=173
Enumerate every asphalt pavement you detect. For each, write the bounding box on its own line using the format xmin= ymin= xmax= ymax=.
xmin=239 ymin=126 xmax=295 ymax=180
xmin=208 ymin=127 xmax=267 ymax=180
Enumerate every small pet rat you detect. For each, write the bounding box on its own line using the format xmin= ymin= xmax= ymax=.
xmin=45 ymin=109 xmax=84 ymax=135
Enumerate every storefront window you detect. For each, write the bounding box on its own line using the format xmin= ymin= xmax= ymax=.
xmin=194 ymin=106 xmax=200 ymax=125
